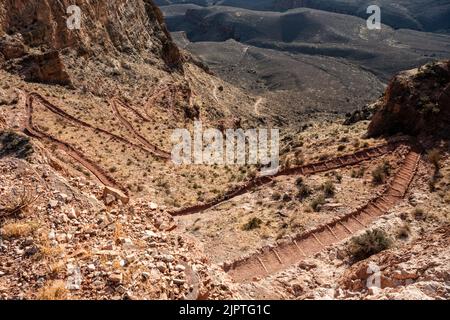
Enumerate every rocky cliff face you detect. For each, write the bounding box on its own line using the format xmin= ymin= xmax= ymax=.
xmin=368 ymin=61 xmax=450 ymax=139
xmin=0 ymin=0 xmax=182 ymax=85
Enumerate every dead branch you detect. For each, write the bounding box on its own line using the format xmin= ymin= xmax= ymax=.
xmin=0 ymin=187 xmax=40 ymax=218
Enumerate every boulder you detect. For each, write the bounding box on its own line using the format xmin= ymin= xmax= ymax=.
xmin=0 ymin=35 xmax=26 ymax=60
xmin=102 ymin=186 xmax=129 ymax=205
xmin=14 ymin=51 xmax=72 ymax=86
xmin=368 ymin=61 xmax=450 ymax=138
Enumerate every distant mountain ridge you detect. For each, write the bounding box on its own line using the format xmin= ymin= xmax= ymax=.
xmin=155 ymin=0 xmax=450 ymax=33
xmin=160 ymin=4 xmax=450 ymax=80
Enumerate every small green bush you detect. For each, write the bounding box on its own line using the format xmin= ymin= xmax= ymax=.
xmin=427 ymin=149 xmax=441 ymax=173
xmin=372 ymin=166 xmax=386 ymax=185
xmin=322 ymin=181 xmax=335 ymax=198
xmin=295 ymin=177 xmax=304 ymax=188
xmin=296 ymin=185 xmax=312 ymax=201
xmin=349 ymin=229 xmax=392 ymax=261
xmin=271 ymin=192 xmax=281 ymax=201
xmin=396 ymin=224 xmax=411 ymax=239
xmin=311 ymin=195 xmax=326 ymax=212
xmin=413 ymin=208 xmax=427 ymax=221
xmin=242 ymin=217 xmax=263 ymax=231
xmin=0 ymin=131 xmax=33 ymax=159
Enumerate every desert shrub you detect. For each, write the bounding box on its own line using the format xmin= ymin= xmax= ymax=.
xmin=351 ymin=167 xmax=365 ymax=178
xmin=349 ymin=229 xmax=392 ymax=262
xmin=295 ymin=177 xmax=304 ymax=188
xmin=282 ymin=193 xmax=292 ymax=202
xmin=337 ymin=145 xmax=346 ymax=152
xmin=242 ymin=217 xmax=263 ymax=231
xmin=310 ymin=195 xmax=326 ymax=212
xmin=271 ymin=192 xmax=281 ymax=201
xmin=396 ymin=224 xmax=411 ymax=239
xmin=109 ymin=166 xmax=117 ymax=173
xmin=413 ymin=208 xmax=427 ymax=221
xmin=322 ymin=181 xmax=335 ymax=198
xmin=0 ymin=131 xmax=33 ymax=159
xmin=296 ymin=185 xmax=312 ymax=201
xmin=427 ymin=149 xmax=441 ymax=173
xmin=371 ymin=166 xmax=386 ymax=185
xmin=381 ymin=160 xmax=391 ymax=176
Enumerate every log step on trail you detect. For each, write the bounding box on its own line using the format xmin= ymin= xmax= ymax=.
xmin=171 ymin=139 xmax=410 ymax=216
xmin=223 ymin=150 xmax=421 ymax=282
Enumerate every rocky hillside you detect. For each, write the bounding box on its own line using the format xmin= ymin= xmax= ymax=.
xmin=0 ymin=0 xmax=181 ymax=64
xmin=368 ymin=61 xmax=450 ymax=139
xmin=0 ymin=0 xmax=448 ymax=301
xmin=0 ymin=0 xmax=256 ymax=300
xmin=0 ymin=0 xmax=182 ymax=87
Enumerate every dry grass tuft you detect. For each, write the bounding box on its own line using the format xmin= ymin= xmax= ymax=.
xmin=0 ymin=221 xmax=39 ymax=239
xmin=37 ymin=280 xmax=68 ymax=300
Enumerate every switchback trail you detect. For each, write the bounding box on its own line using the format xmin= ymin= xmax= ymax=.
xmin=224 ymin=149 xmax=421 ymax=282
xmin=22 ymin=92 xmax=127 ymax=194
xmin=170 ymin=140 xmax=409 ymax=216
xmin=28 ymin=92 xmax=168 ymax=159
xmin=111 ymin=99 xmax=171 ymax=159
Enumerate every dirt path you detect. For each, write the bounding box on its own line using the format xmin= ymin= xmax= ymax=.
xmin=224 ymin=149 xmax=421 ymax=282
xmin=170 ymin=140 xmax=408 ymax=216
xmin=22 ymin=92 xmax=127 ymax=194
xmin=27 ymin=92 xmax=167 ymax=158
xmin=111 ymin=99 xmax=171 ymax=159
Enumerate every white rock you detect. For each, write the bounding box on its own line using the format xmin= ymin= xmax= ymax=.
xmin=49 ymin=200 xmax=59 ymax=208
xmin=156 ymin=261 xmax=167 ymax=272
xmin=87 ymin=264 xmax=96 ymax=272
xmin=148 ymin=202 xmax=158 ymax=210
xmin=48 ymin=230 xmax=56 ymax=240
xmin=175 ymin=264 xmax=186 ymax=272
xmin=58 ymin=193 xmax=70 ymax=203
xmin=121 ymin=238 xmax=134 ymax=249
xmin=162 ymin=254 xmax=175 ymax=263
xmin=67 ymin=208 xmax=78 ymax=219
xmin=173 ymin=278 xmax=186 ymax=285
xmin=144 ymin=230 xmax=159 ymax=239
